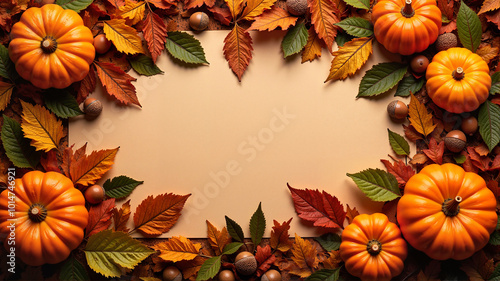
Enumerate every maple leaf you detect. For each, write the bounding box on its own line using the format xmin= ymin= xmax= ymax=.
xmin=255 ymin=245 xmax=276 ymax=277
xmin=289 ymin=234 xmax=318 ymax=278
xmin=0 ymin=81 xmax=13 ymax=111
xmin=206 ymin=220 xmax=231 ymax=255
xmin=152 ymin=236 xmax=201 ymax=262
xmin=345 ymin=204 xmax=359 ymax=224
xmin=409 ymin=93 xmax=436 ymax=137
xmin=461 ymin=251 xmax=495 ymax=281
xmin=133 ymin=192 xmax=191 ymax=236
xmin=70 ymin=147 xmax=119 ymax=186
xmin=142 ymin=11 xmax=167 ymax=63
xmin=302 ymin=27 xmax=323 ymax=63
xmin=76 ymin=66 xmax=97 ymax=104
xmin=478 ymin=0 xmax=500 ymax=15
xmin=247 ymin=6 xmax=297 ymax=31
xmin=223 ymin=25 xmax=253 ymax=81
xmin=461 ymin=151 xmax=478 ymax=173
xmin=422 ymin=138 xmax=444 ymax=164
xmin=241 ymin=0 xmax=277 ymax=21
xmin=86 ymin=198 xmax=116 ymax=238
xmin=490 ymin=154 xmax=500 ymax=170
xmin=225 ymin=0 xmax=244 ymax=20
xmin=476 ymin=44 xmax=499 ymax=64
xmin=94 ymin=61 xmax=141 ymax=107
xmin=40 ymin=149 xmax=61 ymax=173
xmin=61 ymin=143 xmax=87 ymax=179
xmin=381 ymin=157 xmax=415 ymax=187
xmin=325 ymin=36 xmax=373 ymax=82
xmin=119 ymin=1 xmax=146 ymax=25
xmin=20 ymin=101 xmax=65 ymax=152
xmin=103 ymin=19 xmax=145 ymax=55
xmin=270 ymin=218 xmax=293 ymax=252
xmin=113 ymin=199 xmax=131 ymax=232
xmin=440 ymin=19 xmax=457 ymax=34
xmin=308 ymin=0 xmax=339 ymax=52
xmin=409 ymin=153 xmax=428 ymax=165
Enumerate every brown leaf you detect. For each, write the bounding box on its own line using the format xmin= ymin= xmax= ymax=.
xmin=142 ymin=11 xmax=167 ymax=63
xmin=476 ymin=44 xmax=499 ymax=64
xmin=223 ymin=25 xmax=253 ymax=81
xmin=422 ymin=138 xmax=444 ymax=164
xmin=381 ymin=199 xmax=399 ymax=224
xmin=436 ymin=0 xmax=453 ymax=20
xmin=270 ymin=218 xmax=293 ymax=252
xmin=94 ymin=61 xmax=141 ymax=107
xmin=206 ymin=220 xmax=230 ymax=255
xmin=255 ymin=245 xmax=276 ymax=277
xmin=133 ymin=192 xmax=191 ymax=236
xmin=417 ymin=260 xmax=441 ymax=281
xmin=344 ymin=204 xmax=359 ymax=224
xmin=61 ymin=143 xmax=87 ymax=179
xmin=409 ymin=93 xmax=436 ymax=137
xmin=176 ymin=256 xmax=207 ymax=280
xmin=289 ymin=234 xmax=318 ymax=278
xmin=70 ymin=147 xmax=119 ymax=186
xmin=467 ymin=146 xmax=491 ymax=172
xmin=302 ymin=27 xmax=323 ymax=63
xmin=461 ymin=152 xmax=478 ymax=173
xmin=409 ymin=153 xmax=428 ymax=165
xmin=440 ymin=19 xmax=457 ymax=34
xmin=86 ymin=198 xmax=116 ymax=237
xmin=486 ymin=9 xmax=500 ymax=29
xmin=403 ymin=124 xmax=423 ymax=142
xmin=381 ymin=157 xmax=415 ymax=187
xmin=322 ymin=250 xmax=341 ymax=269
xmin=486 ymin=180 xmax=500 ymax=201
xmin=241 ymin=0 xmax=277 ymax=20
xmin=113 ymin=199 xmax=131 ymax=232
xmin=308 ymin=0 xmax=339 ymax=51
xmin=460 ymin=251 xmax=494 ymax=281
xmin=247 ymin=6 xmax=297 ymax=31
xmin=147 ymin=0 xmax=175 ymax=9
xmin=40 ymin=149 xmax=61 ymax=173
xmin=478 ymin=0 xmax=500 ymax=15
xmin=76 ymin=66 xmax=97 ymax=104
xmin=474 ymin=143 xmax=490 ymax=156
xmin=184 ymin=0 xmax=215 ymax=10
xmin=208 ymin=6 xmax=232 ymax=26
xmin=152 ymin=236 xmax=201 ymax=262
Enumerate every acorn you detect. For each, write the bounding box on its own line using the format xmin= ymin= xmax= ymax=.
xmin=234 ymin=251 xmax=257 ymax=276
xmin=84 ymin=185 xmax=106 ymax=205
xmin=444 ymin=130 xmax=467 ymax=153
xmin=163 ymin=266 xmax=182 ymax=281
xmin=94 ymin=34 xmax=112 ymax=54
xmin=261 ymin=269 xmax=282 ymax=281
xmin=435 ymin=32 xmax=458 ymax=52
xmin=189 ymin=12 xmax=209 ymax=31
xmin=84 ymin=98 xmax=103 ymax=118
xmin=461 ymin=116 xmax=478 ymax=135
xmin=387 ymin=100 xmax=408 ymax=120
xmin=410 ymin=55 xmax=429 ymax=74
xmin=286 ymin=0 xmax=308 ymax=16
xmin=218 ymin=269 xmax=235 ymax=281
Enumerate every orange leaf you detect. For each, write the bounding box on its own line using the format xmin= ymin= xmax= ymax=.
xmin=206 ymin=220 xmax=231 ymax=255
xmin=76 ymin=66 xmax=97 ymax=104
xmin=147 ymin=0 xmax=175 ymax=9
xmin=403 ymin=124 xmax=423 ymax=142
xmin=185 ymin=0 xmax=215 ymax=9
xmin=290 ymin=234 xmax=318 ymax=278
xmin=422 ymin=138 xmax=444 ymax=164
xmin=302 ymin=27 xmax=323 ymax=63
xmin=152 ymin=236 xmax=201 ymax=262
xmin=61 ymin=143 xmax=87 ymax=179
xmin=344 ymin=204 xmax=359 ymax=224
xmin=409 ymin=93 xmax=436 ymax=137
xmin=113 ymin=199 xmax=131 ymax=232
xmin=270 ymin=218 xmax=293 ymax=252
xmin=247 ymin=6 xmax=297 ymax=31
xmin=241 ymin=0 xmax=277 ymax=21
xmin=308 ymin=0 xmax=339 ymax=52
xmin=133 ymin=193 xmax=191 ymax=236
xmin=325 ymin=36 xmax=373 ymax=82
xmin=476 ymin=44 xmax=499 ymax=64
xmin=381 ymin=158 xmax=415 ymax=187
xmin=409 ymin=153 xmax=428 ymax=165
xmin=224 ymin=0 xmax=244 ymax=20
xmin=0 ymin=81 xmax=14 ymax=111
xmin=20 ymin=101 xmax=65 ymax=152
xmin=322 ymin=250 xmax=342 ymax=269
xmin=95 ymin=61 xmax=141 ymax=107
xmin=255 ymin=245 xmax=276 ymax=277
xmin=86 ymin=198 xmax=115 ymax=238
xmin=176 ymin=256 xmax=207 ymax=279
xmin=103 ymin=19 xmax=145 ymax=55
xmin=142 ymin=11 xmax=167 ymax=63
xmin=474 ymin=143 xmax=490 ymax=157
xmin=478 ymin=0 xmax=500 ymax=15
xmin=70 ymin=147 xmax=119 ymax=186
xmin=486 ymin=9 xmax=500 ymax=29
xmin=223 ymin=25 xmax=253 ymax=81
xmin=119 ymin=0 xmax=146 ymax=25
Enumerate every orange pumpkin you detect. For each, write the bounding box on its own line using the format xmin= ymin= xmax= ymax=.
xmin=0 ymin=171 xmax=88 ymax=266
xmin=8 ymin=4 xmax=95 ymax=89
xmin=426 ymin=47 xmax=492 ymax=113
xmin=397 ymin=163 xmax=497 ymax=260
xmin=372 ymin=0 xmax=442 ymax=55
xmin=340 ymin=213 xmax=408 ymax=281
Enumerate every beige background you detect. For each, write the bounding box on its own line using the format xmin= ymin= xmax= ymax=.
xmin=69 ymin=31 xmax=408 ymax=238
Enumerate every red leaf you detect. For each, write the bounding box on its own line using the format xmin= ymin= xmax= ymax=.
xmin=490 ymin=154 xmax=500 ymax=170
xmin=270 ymin=218 xmax=293 ymax=252
xmin=185 ymin=0 xmax=216 ymax=9
xmin=61 ymin=143 xmax=87 ymax=179
xmin=467 ymin=146 xmax=490 ymax=172
xmin=461 ymin=152 xmax=478 ymax=173
xmin=223 ymin=25 xmax=253 ymax=81
xmin=436 ymin=0 xmax=453 ymax=21
xmin=288 ymin=184 xmax=345 ymax=229
xmin=142 ymin=11 xmax=167 ymax=63
xmin=381 ymin=157 xmax=415 ymax=187
xmin=422 ymin=138 xmax=444 ymax=164
xmin=113 ymin=199 xmax=131 ymax=232
xmin=440 ymin=19 xmax=457 ymax=34
xmin=255 ymin=245 xmax=276 ymax=277
xmin=208 ymin=6 xmax=232 ymax=26
xmin=41 ymin=149 xmax=61 ymax=173
xmin=381 ymin=199 xmax=399 ymax=224
xmin=85 ymin=198 xmax=116 ymax=237
xmin=94 ymin=61 xmax=141 ymax=107
xmin=147 ymin=0 xmax=175 ymax=9
xmin=486 ymin=9 xmax=500 ymax=29
xmin=76 ymin=66 xmax=97 ymax=104
xmin=487 ymin=180 xmax=500 ymax=199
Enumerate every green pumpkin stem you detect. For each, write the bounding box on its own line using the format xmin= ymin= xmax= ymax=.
xmin=452 ymin=67 xmax=465 ymax=80
xmin=366 ymin=240 xmax=382 ymax=255
xmin=28 ymin=203 xmax=48 ymax=223
xmin=442 ymin=196 xmax=462 ymax=217
xmin=41 ymin=36 xmax=57 ymax=54
xmin=401 ymin=0 xmax=415 ymax=18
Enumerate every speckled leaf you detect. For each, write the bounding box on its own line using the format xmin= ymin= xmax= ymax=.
xmin=166 ymin=31 xmax=209 ymax=64
xmin=282 ymin=23 xmax=308 ymax=58
xmin=347 ymin=169 xmax=401 ymax=202
xmin=395 ymin=75 xmax=425 ymax=97
xmin=334 ymin=17 xmax=373 ymax=38
xmin=479 ymin=101 xmax=500 ymax=151
xmin=357 ymin=62 xmax=407 ymax=97
xmin=457 ymin=0 xmax=482 ymax=52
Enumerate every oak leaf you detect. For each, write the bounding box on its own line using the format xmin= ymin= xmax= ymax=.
xmin=345 ymin=204 xmax=359 ymax=224
xmin=133 ymin=192 xmax=191 ymax=236
xmin=478 ymin=0 xmax=500 ymax=15
xmin=152 ymin=236 xmax=201 ymax=262
xmin=20 ymin=101 xmax=65 ymax=152
xmin=325 ymin=36 xmax=373 ymax=82
xmin=86 ymin=198 xmax=116 ymax=237
xmin=247 ymin=6 xmax=297 ymax=31
xmin=409 ymin=93 xmax=436 ymax=137
xmin=302 ymin=27 xmax=323 ymax=63
xmin=381 ymin=157 xmax=415 ymax=187
xmin=308 ymin=0 xmax=339 ymax=51
xmin=206 ymin=220 xmax=231 ymax=255
xmin=224 ymin=0 xmax=244 ymax=20
xmin=70 ymin=147 xmax=119 ymax=186
xmin=255 ymin=245 xmax=276 ymax=277
xmin=223 ymin=25 xmax=253 ymax=81
xmin=113 ymin=199 xmax=131 ymax=232
xmin=0 ymin=81 xmax=13 ymax=111
xmin=95 ymin=61 xmax=141 ymax=107
xmin=119 ymin=1 xmax=146 ymax=25
xmin=422 ymin=138 xmax=444 ymax=164
xmin=241 ymin=0 xmax=277 ymax=21
xmin=103 ymin=19 xmax=145 ymax=55
xmin=270 ymin=218 xmax=293 ymax=252
xmin=290 ymin=234 xmax=318 ymax=278
xmin=141 ymin=11 xmax=167 ymax=63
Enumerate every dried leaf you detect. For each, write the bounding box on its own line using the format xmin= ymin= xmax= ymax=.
xmin=176 ymin=256 xmax=207 ymax=280
xmin=142 ymin=11 xmax=167 ymax=63
xmin=308 ymin=0 xmax=339 ymax=51
xmin=223 ymin=25 xmax=253 ymax=81
xmin=206 ymin=220 xmax=230 ymax=255
xmin=478 ymin=0 xmax=500 ymax=15
xmin=302 ymin=27 xmax=323 ymax=63
xmin=95 ymin=61 xmax=141 ymax=107
xmin=289 ymin=234 xmax=318 ymax=278
xmin=86 ymin=198 xmax=116 ymax=238
xmin=270 ymin=218 xmax=293 ymax=252
xmin=460 ymin=251 xmax=494 ymax=281
xmin=152 ymin=236 xmax=201 ymax=262
xmin=467 ymin=146 xmax=491 ymax=172
xmin=422 ymin=138 xmax=445 ymax=164
xmin=113 ymin=199 xmax=131 ymax=232
xmin=255 ymin=245 xmax=276 ymax=277
xmin=476 ymin=44 xmax=499 ymax=64
xmin=0 ymin=81 xmax=13 ymax=111
xmin=409 ymin=153 xmax=428 ymax=165
xmin=474 ymin=143 xmax=490 ymax=156
xmin=103 ymin=19 xmax=145 ymax=55
xmin=322 ymin=250 xmax=342 ymax=269
xmin=20 ymin=101 xmax=65 ymax=152
xmin=345 ymin=204 xmax=359 ymax=224
xmin=224 ymin=0 xmax=244 ymax=20
xmin=70 ymin=147 xmax=119 ymax=186
xmin=40 ymin=150 xmax=60 ymax=173
xmin=247 ymin=6 xmax=297 ymax=31
xmin=409 ymin=93 xmax=436 ymax=137
xmin=119 ymin=1 xmax=146 ymax=25
xmin=241 ymin=0 xmax=277 ymax=20
xmin=77 ymin=67 xmax=97 ymax=104
xmin=403 ymin=124 xmax=423 ymax=142
xmin=437 ymin=0 xmax=454 ymax=20
xmin=486 ymin=9 xmax=500 ymax=29
xmin=325 ymin=37 xmax=373 ymax=82
xmin=184 ymin=0 xmax=215 ymax=9
xmin=61 ymin=143 xmax=87 ymax=179
xmin=381 ymin=158 xmax=415 ymax=187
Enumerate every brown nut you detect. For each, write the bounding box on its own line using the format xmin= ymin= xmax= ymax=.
xmin=461 ymin=116 xmax=478 ymax=135
xmin=94 ymin=34 xmax=112 ymax=54
xmin=84 ymin=98 xmax=103 ymax=117
xmin=84 ymin=185 xmax=106 ymax=205
xmin=235 ymin=251 xmax=257 ymax=276
xmin=286 ymin=0 xmax=308 ymax=16
xmin=189 ymin=12 xmax=209 ymax=31
xmin=387 ymin=100 xmax=408 ymax=120
xmin=261 ymin=269 xmax=282 ymax=281
xmin=163 ymin=266 xmax=182 ymax=281
xmin=444 ymin=130 xmax=467 ymax=153
xmin=435 ymin=32 xmax=458 ymax=52
xmin=218 ymin=269 xmax=235 ymax=281
xmin=410 ymin=55 xmax=429 ymax=74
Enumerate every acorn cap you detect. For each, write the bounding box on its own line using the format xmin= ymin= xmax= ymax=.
xmin=235 ymin=251 xmax=257 ymax=276
xmin=286 ymin=0 xmax=308 ymax=16
xmin=84 ymin=98 xmax=103 ymax=117
xmin=262 ymin=269 xmax=282 ymax=281
xmin=435 ymin=33 xmax=458 ymax=52
xmin=162 ymin=266 xmax=182 ymax=281
xmin=444 ymin=130 xmax=466 ymax=153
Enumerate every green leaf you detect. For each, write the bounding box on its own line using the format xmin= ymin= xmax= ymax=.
xmin=395 ymin=75 xmax=425 ymax=97
xmin=491 ymin=72 xmax=500 ymax=95
xmin=1 ymin=115 xmax=40 ymax=169
xmin=165 ymin=31 xmax=209 ymax=64
xmin=196 ymin=256 xmax=221 ymax=281
xmin=490 ymin=260 xmax=500 ymax=280
xmin=454 ymin=154 xmax=467 ymax=164
xmin=282 ymin=23 xmax=308 ymax=58
xmin=347 ymin=168 xmax=401 ymax=202
xmin=60 ymin=256 xmax=90 ymax=281
xmin=84 ymin=230 xmax=155 ymax=278
xmin=56 ymin=0 xmax=93 ymax=12
xmin=388 ymin=129 xmax=410 ymax=156
xmin=314 ymin=233 xmax=341 ymax=251
xmin=222 ymin=242 xmax=243 ymax=255
xmin=305 ymin=268 xmax=340 ymax=281
xmin=334 ymin=17 xmax=373 ymax=38
xmin=478 ymin=101 xmax=500 ymax=151
xmin=103 ymin=175 xmax=144 ymax=199
xmin=129 ymin=55 xmax=164 ymax=76
xmin=342 ymin=0 xmax=369 ymax=10
xmin=335 ymin=32 xmax=354 ymax=48
xmin=225 ymin=216 xmax=244 ymax=242
xmin=357 ymin=62 xmax=407 ymax=98
xmin=488 ymin=217 xmax=500 ymax=246
xmin=249 ymin=202 xmax=266 ymax=246
xmin=457 ymin=0 xmax=482 ymax=52
xmin=0 ymin=45 xmax=14 ymax=81
xmin=44 ymin=91 xmax=84 ymax=118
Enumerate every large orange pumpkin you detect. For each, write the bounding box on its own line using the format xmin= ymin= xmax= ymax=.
xmin=340 ymin=213 xmax=408 ymax=281
xmin=8 ymin=4 xmax=95 ymax=89
xmin=426 ymin=47 xmax=492 ymax=113
xmin=0 ymin=171 xmax=89 ymax=266
xmin=397 ymin=163 xmax=497 ymax=260
xmin=372 ymin=0 xmax=442 ymax=55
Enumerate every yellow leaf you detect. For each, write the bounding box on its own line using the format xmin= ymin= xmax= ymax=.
xmin=20 ymin=100 xmax=64 ymax=152
xmin=241 ymin=0 xmax=277 ymax=20
xmin=478 ymin=0 xmax=500 ymax=15
xmin=225 ymin=0 xmax=245 ymax=20
xmin=247 ymin=6 xmax=298 ymax=31
xmin=302 ymin=28 xmax=323 ymax=63
xmin=477 ymin=44 xmax=499 ymax=64
xmin=120 ymin=0 xmax=146 ymax=25
xmin=309 ymin=0 xmax=339 ymax=52
xmin=0 ymin=81 xmax=14 ymax=111
xmin=289 ymin=234 xmax=318 ymax=278
xmin=325 ymin=37 xmax=373 ymax=82
xmin=152 ymin=236 xmax=202 ymax=262
xmin=206 ymin=220 xmax=231 ymax=255
xmin=70 ymin=147 xmax=119 ymax=186
xmin=409 ymin=93 xmax=436 ymax=137
xmin=104 ymin=19 xmax=145 ymax=55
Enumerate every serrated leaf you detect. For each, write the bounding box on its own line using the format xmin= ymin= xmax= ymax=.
xmin=388 ymin=129 xmax=410 ymax=156
xmin=0 ymin=81 xmax=14 ymax=112
xmin=309 ymin=0 xmax=339 ymax=51
xmin=457 ymin=0 xmax=482 ymax=52
xmin=491 ymin=72 xmax=500 ymax=95
xmin=305 ymin=268 xmax=340 ymax=281
xmin=395 ymin=75 xmax=425 ymax=97
xmin=314 ymin=233 xmax=341 ymax=251
xmin=103 ymin=175 xmax=144 ymax=199
xmin=478 ymin=0 xmax=500 ymax=15
xmin=302 ymin=28 xmax=323 ymax=63
xmin=325 ymin=36 xmax=373 ymax=82
xmin=113 ymin=199 xmax=131 ymax=232
xmin=247 ymin=6 xmax=298 ymax=31
xmin=196 ymin=256 xmax=221 ymax=281
xmin=270 ymin=218 xmax=293 ymax=252
xmin=104 ymin=19 xmax=145 ymax=55
xmin=408 ymin=93 xmax=436 ymax=137
xmin=44 ymin=91 xmax=84 ymax=118
xmin=1 ymin=115 xmax=40 ymax=169
xmin=56 ymin=0 xmax=93 ymax=12
xmin=84 ymin=230 xmax=155 ymax=278
xmin=335 ymin=32 xmax=354 ymax=47
xmin=250 ymin=202 xmax=266 ymax=246
xmin=223 ymin=25 xmax=253 ymax=81
xmin=225 ymin=0 xmax=244 ymax=20
xmin=94 ymin=61 xmax=141 ymax=107
xmin=222 ymin=242 xmax=243 ymax=255
xmin=0 ymin=45 xmax=14 ymax=80
xmin=142 ymin=11 xmax=167 ymax=63
xmin=206 ymin=221 xmax=230 ymax=255
xmin=479 ymin=101 xmax=500 ymax=151
xmin=357 ymin=62 xmax=407 ymax=97
xmin=129 ymin=55 xmax=164 ymax=76
xmin=334 ymin=17 xmax=373 ymax=38
xmin=119 ymin=1 xmax=146 ymax=25
xmin=86 ymin=198 xmax=115 ymax=238
xmin=20 ymin=101 xmax=65 ymax=152
xmin=60 ymin=256 xmax=90 ymax=281
xmin=282 ymin=23 xmax=308 ymax=58
xmin=342 ymin=0 xmax=369 ymax=10
xmin=165 ymin=31 xmax=209 ymax=64
xmin=152 ymin=236 xmax=202 ymax=262
xmin=290 ymin=234 xmax=318 ymax=278
xmin=347 ymin=168 xmax=401 ymax=202
xmin=70 ymin=147 xmax=119 ymax=186
xmin=241 ymin=0 xmax=277 ymax=20
xmin=225 ymin=216 xmax=244 ymax=242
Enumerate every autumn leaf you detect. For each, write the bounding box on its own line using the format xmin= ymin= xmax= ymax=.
xmin=478 ymin=0 xmax=500 ymax=15
xmin=206 ymin=220 xmax=231 ymax=255
xmin=302 ymin=28 xmax=323 ymax=63
xmin=437 ymin=0 xmax=454 ymax=20
xmin=241 ymin=0 xmax=277 ymax=20
xmin=410 ymin=153 xmax=429 ymax=165
xmin=0 ymin=81 xmax=13 ymax=111
xmin=119 ymin=1 xmax=146 ymax=25
xmin=247 ymin=6 xmax=297 ymax=31
xmin=20 ymin=100 xmax=65 ymax=152
xmin=61 ymin=143 xmax=87 ymax=179
xmin=255 ymin=245 xmax=276 ymax=277
xmin=345 ymin=204 xmax=359 ymax=224
xmin=476 ymin=44 xmax=499 ymax=64
xmin=225 ymin=0 xmax=244 ymax=20
xmin=270 ymin=218 xmax=293 ymax=252
xmin=70 ymin=147 xmax=119 ymax=186
xmin=381 ymin=157 xmax=415 ymax=187
xmin=223 ymin=25 xmax=253 ymax=81
xmin=486 ymin=9 xmax=500 ymax=29
xmin=1 ymin=115 xmax=40 ymax=169
xmin=77 ymin=67 xmax=97 ymax=104
xmin=152 ymin=236 xmax=201 ymax=262
xmin=308 ymin=0 xmax=339 ymax=51
xmin=325 ymin=37 xmax=373 ymax=82
xmin=461 ymin=251 xmax=495 ymax=281
xmin=403 ymin=124 xmax=423 ymax=142
xmin=185 ymin=0 xmax=216 ymax=9
xmin=113 ymin=200 xmax=131 ymax=232
xmin=322 ymin=250 xmax=342 ymax=269
xmin=290 ymin=234 xmax=318 ymax=278
xmin=147 ymin=0 xmax=175 ymax=9
xmin=86 ymin=198 xmax=116 ymax=238
xmin=133 ymin=193 xmax=191 ymax=236
xmin=94 ymin=61 xmax=141 ymax=107
xmin=422 ymin=138 xmax=444 ymax=164
xmin=417 ymin=260 xmax=441 ymax=281
xmin=176 ymin=256 xmax=207 ymax=280
xmin=103 ymin=19 xmax=145 ymax=55
xmin=142 ymin=11 xmax=167 ymax=63
xmin=409 ymin=93 xmax=436 ymax=137
xmin=467 ymin=146 xmax=491 ymax=172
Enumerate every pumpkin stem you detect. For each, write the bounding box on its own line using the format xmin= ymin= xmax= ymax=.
xmin=366 ymin=240 xmax=382 ymax=255
xmin=401 ymin=0 xmax=415 ymax=18
xmin=442 ymin=196 xmax=462 ymax=217
xmin=452 ymin=67 xmax=465 ymax=81
xmin=41 ymin=36 xmax=57 ymax=54
xmin=28 ymin=203 xmax=48 ymax=223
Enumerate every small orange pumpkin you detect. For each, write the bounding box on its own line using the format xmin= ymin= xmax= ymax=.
xmin=372 ymin=0 xmax=442 ymax=55
xmin=8 ymin=4 xmax=95 ymax=89
xmin=426 ymin=47 xmax=492 ymax=113
xmin=397 ymin=163 xmax=497 ymax=260
xmin=0 ymin=171 xmax=89 ymax=266
xmin=340 ymin=213 xmax=408 ymax=281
